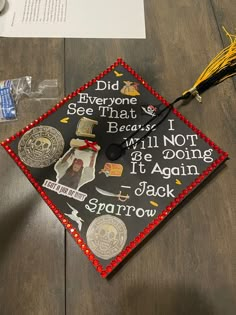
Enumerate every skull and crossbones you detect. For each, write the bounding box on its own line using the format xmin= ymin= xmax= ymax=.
xmin=31 ymin=137 xmax=51 ymax=157
xmin=94 ymin=224 xmax=118 ymax=250
xmin=142 ymin=104 xmax=158 ymax=117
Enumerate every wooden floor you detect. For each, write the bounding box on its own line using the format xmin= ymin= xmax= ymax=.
xmin=0 ymin=1 xmax=235 ymax=314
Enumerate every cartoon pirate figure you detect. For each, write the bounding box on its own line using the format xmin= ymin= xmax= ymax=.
xmin=55 ymin=139 xmax=100 ymax=190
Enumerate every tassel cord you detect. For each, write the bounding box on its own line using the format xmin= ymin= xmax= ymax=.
xmin=122 ymin=93 xmax=190 ymax=150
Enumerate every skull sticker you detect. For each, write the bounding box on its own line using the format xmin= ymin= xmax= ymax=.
xmin=32 ymin=137 xmax=52 ymax=157
xmin=18 ymin=126 xmax=65 ymax=168
xmin=87 ymin=215 xmax=127 ymax=260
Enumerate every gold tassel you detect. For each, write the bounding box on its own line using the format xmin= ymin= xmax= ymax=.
xmin=183 ymin=27 xmax=236 ymax=102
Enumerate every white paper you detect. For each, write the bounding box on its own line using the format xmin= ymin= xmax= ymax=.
xmin=0 ymin=0 xmax=146 ymax=38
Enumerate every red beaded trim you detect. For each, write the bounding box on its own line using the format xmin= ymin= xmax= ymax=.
xmin=0 ymin=58 xmax=229 ymax=278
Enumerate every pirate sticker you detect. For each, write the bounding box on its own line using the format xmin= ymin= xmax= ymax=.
xmin=99 ymin=163 xmax=123 ymax=177
xmin=120 ymin=81 xmax=140 ymax=96
xmin=18 ymin=126 xmax=64 ymax=168
xmin=76 ymin=117 xmax=98 ymax=138
xmin=54 ymin=139 xmax=101 ymax=190
xmin=86 ymin=215 xmax=127 ymax=260
xmin=141 ymin=104 xmax=158 ymax=117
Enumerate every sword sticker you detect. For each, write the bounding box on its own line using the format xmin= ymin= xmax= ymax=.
xmin=95 ymin=187 xmax=129 ymax=202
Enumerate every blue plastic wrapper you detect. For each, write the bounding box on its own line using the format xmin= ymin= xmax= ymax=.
xmin=0 ymin=86 xmax=16 ymax=120
xmin=0 ymin=77 xmax=32 ymax=122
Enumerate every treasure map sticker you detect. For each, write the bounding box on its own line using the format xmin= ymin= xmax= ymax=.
xmin=1 ymin=59 xmax=228 ymax=278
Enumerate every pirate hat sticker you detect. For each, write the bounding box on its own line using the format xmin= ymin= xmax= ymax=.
xmin=2 ymin=48 xmax=231 ymax=277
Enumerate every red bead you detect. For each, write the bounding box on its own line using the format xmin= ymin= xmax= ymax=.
xmin=74 ymin=233 xmax=79 ymax=238
xmin=89 ymin=254 xmax=94 ymax=261
xmin=163 ymin=99 xmax=169 ymax=106
xmin=144 ymin=227 xmax=149 ymax=234
xmin=97 ymin=265 xmax=103 ymax=273
xmin=100 ymin=271 xmax=107 ymax=278
xmin=81 ymin=244 xmax=86 ymax=250
xmin=153 ymin=219 xmax=160 ymax=225
xmin=93 ymin=259 xmax=99 ymax=267
xmin=106 ymin=266 xmax=112 ymax=273
xmin=166 ymin=206 xmax=172 ymax=212
xmin=116 ymin=255 xmax=122 ymax=262
xmin=66 ymin=224 xmax=71 ymax=228
xmin=121 ymin=251 xmax=127 ymax=258
xmin=162 ymin=210 xmax=168 ymax=216
xmin=111 ymin=260 xmax=117 ymax=267
xmin=77 ymin=238 xmax=82 ymax=244
xmin=139 ymin=232 xmax=145 ymax=239
xmin=175 ymin=197 xmax=180 ymax=204
xmin=148 ymin=223 xmax=154 ymax=230
xmin=85 ymin=249 xmax=90 ymax=256
xmin=130 ymin=241 xmax=136 ymax=248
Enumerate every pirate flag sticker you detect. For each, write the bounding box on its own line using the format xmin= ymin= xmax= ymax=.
xmin=1 ymin=58 xmax=229 ymax=278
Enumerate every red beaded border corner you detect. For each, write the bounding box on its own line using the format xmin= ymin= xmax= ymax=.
xmin=1 ymin=58 xmax=229 ymax=278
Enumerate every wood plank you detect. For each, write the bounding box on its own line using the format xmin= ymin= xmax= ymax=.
xmin=65 ymin=1 xmax=236 ymax=314
xmin=0 ymin=38 xmax=65 ymax=315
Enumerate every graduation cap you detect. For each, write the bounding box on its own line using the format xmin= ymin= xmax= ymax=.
xmin=2 ymin=28 xmax=235 ymax=278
